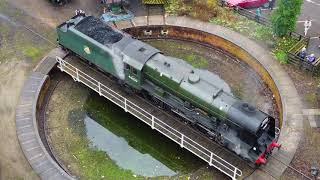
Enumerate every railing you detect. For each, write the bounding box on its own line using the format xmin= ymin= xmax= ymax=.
xmin=286 ymin=33 xmax=318 ymax=73
xmin=56 ymin=56 xmax=242 ymax=179
xmin=218 ymin=0 xmax=271 ymax=26
xmin=233 ymin=6 xmax=271 ymax=26
xmin=288 ymin=32 xmax=309 ymax=42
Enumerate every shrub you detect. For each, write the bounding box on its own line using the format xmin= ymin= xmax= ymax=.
xmin=274 ymin=50 xmax=288 ymax=63
xmin=270 ymin=0 xmax=303 ymax=36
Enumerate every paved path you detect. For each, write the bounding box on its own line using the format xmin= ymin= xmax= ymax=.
xmin=303 ymin=109 xmax=320 ymax=128
xmin=16 ymin=48 xmax=73 ymax=180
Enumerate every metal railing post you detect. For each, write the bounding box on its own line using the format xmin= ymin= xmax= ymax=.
xmin=98 ymin=82 xmax=101 ymax=96
xmin=233 ymin=168 xmax=237 ymax=180
xmin=56 ymin=57 xmax=64 ymax=72
xmin=151 ymin=116 xmax=155 ymax=129
xmin=180 ymin=134 xmax=184 ymax=148
xmin=76 ymin=68 xmax=79 ymax=81
xmin=209 ymin=152 xmax=213 ymax=166
xmin=124 ymin=99 xmax=127 ymax=112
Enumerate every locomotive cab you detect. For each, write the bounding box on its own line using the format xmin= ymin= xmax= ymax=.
xmin=121 ymin=38 xmax=160 ymax=90
xmin=124 ymin=62 xmax=142 ymax=89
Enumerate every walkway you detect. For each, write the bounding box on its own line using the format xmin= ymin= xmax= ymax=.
xmin=15 ymin=48 xmax=72 ymax=180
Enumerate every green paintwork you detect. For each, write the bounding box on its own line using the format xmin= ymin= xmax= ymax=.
xmin=57 ymin=26 xmax=117 ymax=77
xmin=143 ymin=66 xmax=226 ymax=119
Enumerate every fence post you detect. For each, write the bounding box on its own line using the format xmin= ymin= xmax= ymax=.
xmin=76 ymin=68 xmax=79 ymax=82
xmin=98 ymin=82 xmax=101 ymax=96
xmin=209 ymin=152 xmax=213 ymax=166
xmin=124 ymin=99 xmax=127 ymax=112
xmin=57 ymin=57 xmax=64 ymax=72
xmin=151 ymin=116 xmax=155 ymax=129
xmin=180 ymin=134 xmax=184 ymax=148
xmin=233 ymin=168 xmax=238 ymax=180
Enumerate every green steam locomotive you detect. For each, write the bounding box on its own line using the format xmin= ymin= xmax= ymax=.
xmin=57 ymin=15 xmax=281 ymax=165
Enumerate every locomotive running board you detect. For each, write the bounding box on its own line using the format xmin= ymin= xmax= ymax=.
xmin=56 ymin=56 xmax=243 ymax=179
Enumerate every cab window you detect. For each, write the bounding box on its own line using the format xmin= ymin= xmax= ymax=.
xmin=132 ymin=68 xmax=138 ymax=75
xmin=125 ymin=63 xmax=138 ymax=75
xmin=125 ymin=64 xmax=130 ymax=70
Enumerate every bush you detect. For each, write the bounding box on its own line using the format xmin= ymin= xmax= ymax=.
xmin=274 ymin=50 xmax=288 ymax=63
xmin=271 ymin=0 xmax=303 ymax=36
xmin=165 ymin=0 xmax=227 ymax=21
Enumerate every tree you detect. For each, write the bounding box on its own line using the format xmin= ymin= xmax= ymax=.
xmin=270 ymin=0 xmax=303 ymax=36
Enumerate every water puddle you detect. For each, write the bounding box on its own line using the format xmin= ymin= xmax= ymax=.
xmin=84 ymin=114 xmax=177 ymax=177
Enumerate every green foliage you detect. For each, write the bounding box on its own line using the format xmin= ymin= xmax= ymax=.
xmin=272 ymin=36 xmax=298 ymax=62
xmin=165 ymin=0 xmax=223 ymax=21
xmin=185 ymin=53 xmax=209 ymax=68
xmin=23 ymin=46 xmax=42 ymax=61
xmin=70 ymin=139 xmax=138 ymax=179
xmin=270 ymin=0 xmax=303 ymax=36
xmin=274 ymin=51 xmax=287 ymax=63
xmin=210 ymin=16 xmax=274 ymax=41
xmin=165 ymin=0 xmax=300 ymax=63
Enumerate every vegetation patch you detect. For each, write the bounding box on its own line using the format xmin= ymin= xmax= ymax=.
xmin=185 ymin=53 xmax=208 ymax=68
xmin=23 ymin=46 xmax=42 ymax=61
xmin=165 ymin=0 xmax=298 ymax=63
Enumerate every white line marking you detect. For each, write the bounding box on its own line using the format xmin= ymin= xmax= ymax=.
xmin=21 ymin=138 xmax=37 ymax=145
xmin=26 ymin=146 xmax=41 ymax=151
xmin=29 ymin=153 xmax=43 ymax=161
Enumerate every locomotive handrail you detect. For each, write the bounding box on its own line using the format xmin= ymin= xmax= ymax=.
xmin=56 ymin=56 xmax=242 ymax=179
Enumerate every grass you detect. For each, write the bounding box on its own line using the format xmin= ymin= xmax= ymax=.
xmin=231 ymin=84 xmax=244 ymax=99
xmin=68 ymin=136 xmax=140 ymax=179
xmin=23 ymin=46 xmax=42 ymax=61
xmin=185 ymin=53 xmax=209 ymax=68
xmin=0 ymin=3 xmax=51 ymax=65
xmin=272 ymin=37 xmax=298 ymax=64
